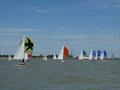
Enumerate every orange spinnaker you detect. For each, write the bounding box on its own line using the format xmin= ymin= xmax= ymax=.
xmin=63 ymin=46 xmax=69 ymax=57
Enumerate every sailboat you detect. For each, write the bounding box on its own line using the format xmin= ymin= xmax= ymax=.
xmin=78 ymin=50 xmax=87 ymax=60
xmin=53 ymin=53 xmax=57 ymax=60
xmin=8 ymin=54 xmax=12 ymax=61
xmin=78 ymin=50 xmax=84 ymax=60
xmin=58 ymin=46 xmax=69 ymax=62
xmin=43 ymin=55 xmax=48 ymax=61
xmin=95 ymin=50 xmax=101 ymax=60
xmin=100 ymin=50 xmax=107 ymax=60
xmin=89 ymin=50 xmax=96 ymax=60
xmin=100 ymin=51 xmax=104 ymax=60
xmin=13 ymin=36 xmax=34 ymax=65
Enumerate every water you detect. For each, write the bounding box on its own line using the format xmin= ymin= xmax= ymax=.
xmin=0 ymin=58 xmax=120 ymax=90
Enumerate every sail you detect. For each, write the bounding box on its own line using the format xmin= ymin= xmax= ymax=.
xmin=58 ymin=46 xmax=64 ymax=60
xmin=43 ymin=55 xmax=48 ymax=60
xmin=13 ymin=36 xmax=34 ymax=60
xmin=100 ymin=51 xmax=104 ymax=60
xmin=100 ymin=50 xmax=107 ymax=60
xmin=63 ymin=46 xmax=69 ymax=58
xmin=103 ymin=50 xmax=107 ymax=58
xmin=89 ymin=50 xmax=92 ymax=60
xmin=53 ymin=53 xmax=57 ymax=60
xmin=89 ymin=50 xmax=96 ymax=60
xmin=24 ymin=36 xmax=34 ymax=60
xmin=8 ymin=54 xmax=12 ymax=61
xmin=13 ymin=37 xmax=25 ymax=60
xmin=95 ymin=50 xmax=101 ymax=60
xmin=79 ymin=51 xmax=83 ymax=60
xmin=79 ymin=50 xmax=87 ymax=60
xmin=83 ymin=50 xmax=87 ymax=56
xmin=58 ymin=46 xmax=69 ymax=60
xmin=78 ymin=50 xmax=83 ymax=60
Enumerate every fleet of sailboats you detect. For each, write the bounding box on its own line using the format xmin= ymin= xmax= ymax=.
xmin=88 ymin=50 xmax=107 ymax=60
xmin=6 ymin=35 xmax=112 ymax=65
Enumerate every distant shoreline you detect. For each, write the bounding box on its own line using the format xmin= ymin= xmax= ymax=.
xmin=0 ymin=56 xmax=120 ymax=60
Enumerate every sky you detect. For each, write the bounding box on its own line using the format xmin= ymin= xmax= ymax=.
xmin=0 ymin=0 xmax=120 ymax=57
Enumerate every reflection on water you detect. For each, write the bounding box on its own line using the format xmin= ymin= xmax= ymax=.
xmin=0 ymin=59 xmax=120 ymax=90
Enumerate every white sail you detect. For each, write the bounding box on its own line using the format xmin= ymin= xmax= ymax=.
xmin=13 ymin=37 xmax=25 ymax=60
xmin=100 ymin=51 xmax=107 ymax=60
xmin=89 ymin=50 xmax=96 ymax=60
xmin=8 ymin=54 xmax=12 ymax=61
xmin=89 ymin=50 xmax=93 ymax=60
xmin=78 ymin=50 xmax=83 ymax=60
xmin=58 ymin=46 xmax=64 ymax=60
xmin=43 ymin=55 xmax=48 ymax=61
xmin=53 ymin=53 xmax=57 ymax=60
xmin=95 ymin=51 xmax=98 ymax=60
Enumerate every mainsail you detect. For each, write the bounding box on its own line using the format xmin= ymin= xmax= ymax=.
xmin=53 ymin=53 xmax=57 ymax=60
xmin=13 ymin=36 xmax=34 ymax=60
xmin=8 ymin=54 xmax=12 ymax=61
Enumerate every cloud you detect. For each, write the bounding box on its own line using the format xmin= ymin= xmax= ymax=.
xmin=0 ymin=28 xmax=42 ymax=33
xmin=78 ymin=0 xmax=120 ymax=9
xmin=58 ymin=27 xmax=68 ymax=31
xmin=50 ymin=34 xmax=119 ymax=45
xmin=98 ymin=0 xmax=120 ymax=9
xmin=35 ymin=9 xmax=46 ymax=14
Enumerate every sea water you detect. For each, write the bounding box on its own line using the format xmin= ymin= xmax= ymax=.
xmin=0 ymin=58 xmax=120 ymax=90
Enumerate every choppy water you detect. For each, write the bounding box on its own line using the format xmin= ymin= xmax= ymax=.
xmin=0 ymin=58 xmax=120 ymax=90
